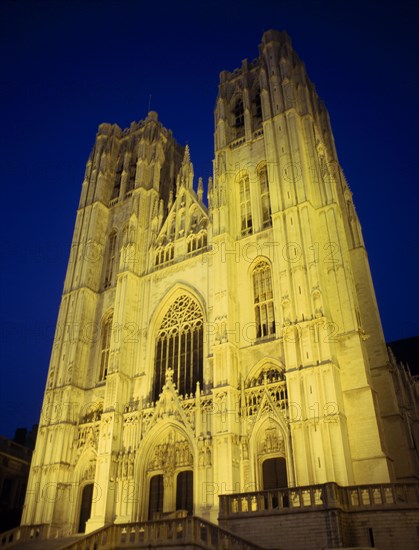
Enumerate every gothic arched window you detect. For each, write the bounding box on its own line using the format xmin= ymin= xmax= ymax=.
xmin=99 ymin=314 xmax=113 ymax=381
xmin=155 ymin=243 xmax=174 ymax=267
xmin=112 ymin=162 xmax=123 ymax=200
xmin=254 ymin=91 xmax=262 ymax=119
xmin=253 ymin=261 xmax=275 ymax=339
xmin=187 ymin=231 xmax=207 ymax=255
xmin=153 ymin=295 xmax=203 ymax=402
xmin=103 ymin=231 xmax=118 ymax=289
xmin=155 ymin=246 xmax=164 ymax=266
xmin=165 ymin=243 xmax=174 ymax=262
xmin=126 ymin=156 xmax=136 ymax=193
xmin=251 ymin=367 xmax=284 ymax=387
xmin=239 ymin=175 xmax=252 ymax=235
xmin=259 ymin=165 xmax=271 ymax=228
xmin=198 ymin=231 xmax=207 ymax=250
xmin=234 ymin=98 xmax=244 ymax=128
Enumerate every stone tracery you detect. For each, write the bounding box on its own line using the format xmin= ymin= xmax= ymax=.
xmin=153 ymin=295 xmax=203 ymax=402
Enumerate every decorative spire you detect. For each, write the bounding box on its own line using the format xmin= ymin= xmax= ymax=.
xmin=158 ymin=199 xmax=164 ymax=228
xmin=184 ymin=144 xmax=191 ymax=163
xmin=165 ymin=367 xmax=174 ymax=385
xmin=176 ymin=145 xmax=194 ymax=190
xmin=197 ymin=177 xmax=204 ymax=202
xmin=207 ymin=176 xmax=213 ymax=207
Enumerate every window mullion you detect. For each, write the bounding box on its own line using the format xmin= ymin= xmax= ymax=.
xmin=177 ymin=331 xmax=181 ymax=392
xmin=189 ymin=329 xmax=194 ymax=395
xmin=253 ymin=263 xmax=275 ymax=339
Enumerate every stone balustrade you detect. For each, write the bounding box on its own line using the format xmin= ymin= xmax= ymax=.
xmin=2 ymin=484 xmax=417 ymax=549
xmin=0 ymin=518 xmax=263 ymax=549
xmin=218 ymin=481 xmax=419 ymax=519
xmin=0 ymin=524 xmax=48 ymax=548
xmin=64 ymin=517 xmax=263 ymax=550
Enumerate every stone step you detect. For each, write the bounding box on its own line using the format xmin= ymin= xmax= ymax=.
xmin=9 ymin=534 xmax=84 ymax=550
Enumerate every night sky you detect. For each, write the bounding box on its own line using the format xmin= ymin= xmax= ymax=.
xmin=0 ymin=0 xmax=418 ymax=439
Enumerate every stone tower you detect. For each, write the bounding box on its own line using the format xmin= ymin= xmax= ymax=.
xmin=21 ymin=30 xmax=417 ymax=536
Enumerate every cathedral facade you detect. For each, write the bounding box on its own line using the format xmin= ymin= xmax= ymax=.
xmin=21 ymin=30 xmax=418 ymax=536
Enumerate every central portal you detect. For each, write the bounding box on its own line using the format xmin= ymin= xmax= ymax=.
xmin=148 ymin=469 xmax=193 ymax=518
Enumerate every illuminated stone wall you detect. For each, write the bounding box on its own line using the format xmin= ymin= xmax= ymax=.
xmin=20 ymin=30 xmax=417 ymax=536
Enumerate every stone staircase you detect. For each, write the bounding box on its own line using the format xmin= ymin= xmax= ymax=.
xmin=4 ymin=535 xmax=84 ymax=550
xmin=0 ymin=517 xmax=267 ymax=549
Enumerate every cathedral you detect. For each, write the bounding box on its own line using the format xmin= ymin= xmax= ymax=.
xmin=17 ymin=29 xmax=418 ymax=547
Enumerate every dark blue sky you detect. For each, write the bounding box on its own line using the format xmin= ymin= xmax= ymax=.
xmin=0 ymin=0 xmax=418 ymax=438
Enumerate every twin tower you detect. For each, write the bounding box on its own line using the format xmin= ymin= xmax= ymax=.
xmin=22 ymin=30 xmax=417 ymax=534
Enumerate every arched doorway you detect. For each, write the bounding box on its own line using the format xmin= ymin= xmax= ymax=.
xmin=143 ymin=428 xmax=194 ymax=519
xmin=262 ymin=457 xmax=288 ymax=489
xmin=148 ymin=474 xmax=164 ymax=520
xmin=176 ymin=470 xmax=193 ymax=515
xmin=78 ymin=483 xmax=93 ymax=533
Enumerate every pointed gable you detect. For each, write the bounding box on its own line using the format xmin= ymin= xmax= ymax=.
xmin=153 ymin=147 xmax=209 ymax=267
